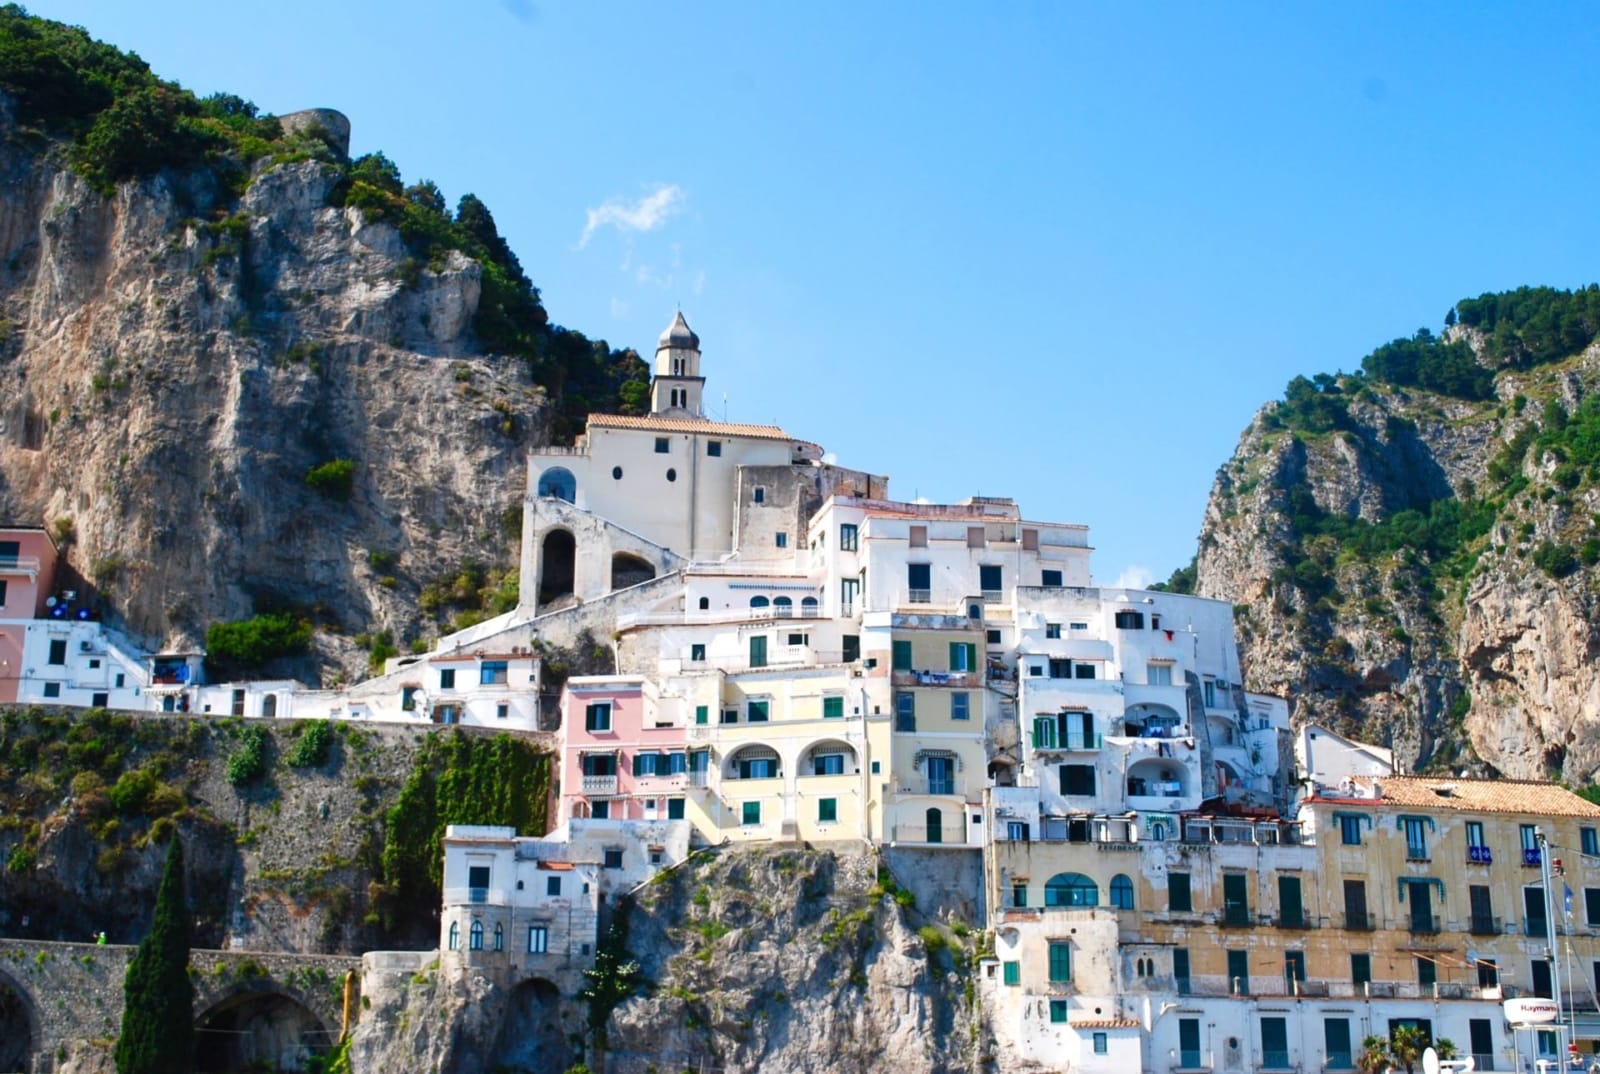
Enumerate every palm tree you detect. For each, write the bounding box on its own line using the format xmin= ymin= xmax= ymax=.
xmin=1390 ymin=1025 xmax=1428 ymax=1074
xmin=1357 ymin=1035 xmax=1392 ymax=1074
xmin=1434 ymin=1039 xmax=1459 ymax=1061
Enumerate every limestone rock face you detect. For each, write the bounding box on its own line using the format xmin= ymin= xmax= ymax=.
xmin=0 ymin=101 xmax=541 ymax=671
xmin=1193 ymin=341 xmax=1600 ymax=781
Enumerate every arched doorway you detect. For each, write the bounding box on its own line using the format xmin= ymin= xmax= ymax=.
xmin=490 ymin=978 xmax=576 ymax=1073
xmin=925 ymin=806 xmax=944 ymax=844
xmin=539 ymin=530 xmax=576 ymax=604
xmin=536 ymin=467 xmax=577 ymax=502
xmin=0 ymin=973 xmax=35 ymax=1074
xmin=194 ymin=990 xmax=330 ymax=1073
xmin=610 ymin=552 xmax=656 ymax=590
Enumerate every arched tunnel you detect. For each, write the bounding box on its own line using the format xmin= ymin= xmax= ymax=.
xmin=193 ymin=989 xmax=332 ymax=1073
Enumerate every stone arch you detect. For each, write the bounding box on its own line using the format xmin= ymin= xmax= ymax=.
xmin=536 ymin=466 xmax=577 ymax=502
xmin=491 ymin=977 xmax=576 ymax=1074
xmin=539 ymin=529 xmax=576 ymax=604
xmin=261 ymin=693 xmax=278 ymax=718
xmin=610 ymin=552 xmax=656 ymax=590
xmin=724 ymin=742 xmax=782 ymax=781
xmin=800 ymin=738 xmax=858 ymax=776
xmin=193 ymin=984 xmax=333 ymax=1074
xmin=0 ymin=968 xmax=39 ymax=1074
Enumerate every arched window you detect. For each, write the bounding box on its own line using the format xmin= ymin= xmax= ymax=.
xmin=925 ymin=806 xmax=944 ymax=844
xmin=801 ymin=596 xmax=819 ymax=617
xmin=698 ymin=597 xmax=710 ymax=610
xmin=537 ymin=467 xmax=577 ymax=502
xmin=469 ymin=920 xmax=484 ymax=951
xmin=750 ymin=596 xmax=770 ymax=611
xmin=447 ymin=922 xmax=459 ymax=950
xmin=773 ymin=596 xmax=793 ymax=618
xmin=493 ymin=923 xmax=504 ymax=952
xmin=260 ymin=693 xmax=277 ymax=719
xmin=1149 ymin=820 xmax=1168 ymax=841
xmin=1111 ymin=874 xmax=1135 ymax=910
xmin=1044 ymin=872 xmax=1099 ymax=908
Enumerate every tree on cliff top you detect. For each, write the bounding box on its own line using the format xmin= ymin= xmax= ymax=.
xmin=114 ymin=835 xmax=194 ymax=1074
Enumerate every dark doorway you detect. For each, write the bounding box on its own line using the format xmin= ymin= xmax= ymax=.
xmin=194 ymin=991 xmax=329 ymax=1073
xmin=539 ymin=530 xmax=576 ymax=604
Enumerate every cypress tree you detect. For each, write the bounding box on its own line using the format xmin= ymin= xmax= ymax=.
xmin=114 ymin=835 xmax=194 ymax=1074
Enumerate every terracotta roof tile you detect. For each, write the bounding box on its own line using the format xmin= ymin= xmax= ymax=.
xmin=1069 ymin=1018 xmax=1141 ymax=1029
xmin=1365 ymin=776 xmax=1600 ymax=818
xmin=586 ymin=413 xmax=794 ymax=441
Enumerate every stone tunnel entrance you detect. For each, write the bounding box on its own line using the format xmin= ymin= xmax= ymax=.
xmin=194 ymin=991 xmax=331 ymax=1073
xmin=490 ymin=977 xmax=576 ymax=1074
xmin=610 ymin=551 xmax=656 ymax=590
xmin=539 ymin=529 xmax=576 ymax=605
xmin=0 ymin=974 xmax=33 ymax=1074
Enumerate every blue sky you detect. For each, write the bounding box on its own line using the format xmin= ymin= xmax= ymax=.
xmin=27 ymin=1 xmax=1600 ymax=586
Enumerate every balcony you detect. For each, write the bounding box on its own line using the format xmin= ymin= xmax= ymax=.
xmin=0 ymin=555 xmax=41 ymax=576
xmin=1177 ymin=1050 xmax=1206 ymax=1072
xmin=1261 ymin=1052 xmax=1291 ymax=1070
xmin=1407 ymin=914 xmax=1441 ymax=934
xmin=1342 ymin=911 xmax=1375 ymax=931
xmin=469 ymin=886 xmax=488 ymax=903
xmin=1276 ymin=912 xmax=1318 ymax=930
xmin=580 ymin=775 xmax=618 ymax=794
xmin=891 ymin=670 xmax=980 ymax=689
xmin=1031 ymin=732 xmax=1101 ymax=752
xmin=1469 ymin=914 xmax=1502 ymax=936
xmin=1467 ymin=844 xmax=1494 ymax=865
xmin=980 ymin=588 xmax=1003 ymax=602
xmin=907 ymin=588 xmax=932 ymax=604
xmin=1221 ymin=904 xmax=1253 ymax=928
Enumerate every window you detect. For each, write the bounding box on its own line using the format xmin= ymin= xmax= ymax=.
xmin=818 ymin=798 xmax=837 ymax=823
xmin=1174 ymin=949 xmax=1191 ymax=994
xmin=842 ymin=635 xmax=860 ymax=662
xmin=1343 ymin=878 xmax=1369 ymax=929
xmin=667 ymin=797 xmax=685 ymax=820
xmin=949 ymin=642 xmax=977 ymax=671
xmin=1114 ymin=610 xmax=1144 ymax=630
xmin=1586 ymin=827 xmax=1600 ymax=856
xmin=1044 ymin=873 xmax=1099 ymax=907
xmin=785 ymin=631 xmax=806 ymax=646
xmin=892 ymin=640 xmax=912 ymax=670
xmin=749 ymin=635 xmax=768 ymax=668
xmin=1093 ymin=1033 xmax=1108 ymax=1056
xmin=1031 ymin=715 xmax=1058 ymax=750
xmin=1059 ymin=764 xmax=1095 ymax=796
xmin=448 ymin=922 xmax=459 ymax=950
xmin=0 ymin=579 xmax=7 ymax=605
xmin=1223 ymin=873 xmax=1250 ymax=924
xmin=813 ymin=753 xmax=845 ymax=776
xmin=1417 ymin=956 xmax=1436 ymax=988
xmin=1227 ymin=949 xmax=1249 ymax=994
xmin=707 ymin=440 xmax=721 ymax=457
xmin=43 ymin=682 xmax=60 ymax=698
xmin=1339 ymin=814 xmax=1363 ymax=845
xmin=742 ymin=801 xmax=761 ymax=826
xmin=1203 ymin=680 xmax=1217 ymax=707
xmin=1283 ymin=950 xmax=1307 ymax=987
xmin=1041 ymin=569 xmax=1063 ymax=587
xmin=1147 ymin=662 xmax=1173 ymax=686
xmin=775 ymin=532 xmax=788 ymax=548
xmin=654 ymin=437 xmax=669 ymax=453
xmin=589 ymin=800 xmax=609 ymax=819
xmin=1110 ymin=874 xmax=1135 ymax=910
xmin=907 ymin=563 xmax=931 ymax=602
xmin=1002 ymin=961 xmax=1020 ymax=986
xmin=720 ymin=708 xmax=738 ymax=724
xmin=1278 ymin=875 xmax=1304 ymax=927
xmin=493 ymin=923 xmax=504 ymax=951
xmin=979 ymin=564 xmax=1002 ymax=594
xmin=752 ymin=487 xmax=765 ymax=504
xmin=746 ymin=699 xmax=769 ymax=723
xmin=231 ymin=689 xmax=245 ymax=716
xmin=895 ymin=692 xmax=915 ymax=731
xmin=666 ymin=468 xmax=677 ymax=482
xmin=1587 ymin=887 xmax=1600 ymax=927
xmin=92 ymin=692 xmax=108 ymax=707
xmin=822 ymin=696 xmax=844 ymax=719
xmin=840 ymin=523 xmax=858 ymax=551
xmin=496 ymin=703 xmax=509 ymax=720
xmin=1351 ymin=953 xmax=1371 ymax=986
xmin=966 ymin=525 xmax=985 ymax=549
xmin=909 ymin=525 xmax=927 ymax=548
xmin=612 ymin=465 xmax=624 ymax=480
xmin=1169 ymin=871 xmax=1192 ymax=912
xmin=115 ymin=674 xmax=125 ymax=688
xmin=986 ymin=629 xmax=1002 ymax=645
xmin=1469 ymin=1019 xmax=1494 ymax=1070
xmin=546 ymin=876 xmax=561 ymax=896
xmin=1466 ymin=819 xmax=1485 ymax=848
xmin=691 ymin=644 xmax=705 ymax=663
xmin=841 ymin=578 xmax=859 ymax=615
xmin=585 ymin=703 xmax=612 ymax=732
xmin=469 ymin=921 xmax=483 ymax=951
xmin=480 ymin=660 xmax=508 ymax=685
xmin=1325 ymin=1018 xmax=1353 ymax=1070
xmin=1049 ymin=999 xmax=1068 ymax=1024
xmin=1403 ymin=816 xmax=1429 ymax=859
xmin=737 ymin=754 xmax=777 ymax=779
xmin=580 ymin=753 xmax=616 ymax=776
xmin=528 ymin=926 xmax=548 ymax=954
xmin=48 ymin=638 xmax=66 ymax=665
xmin=1073 ymin=663 xmax=1096 ymax=680
xmin=1012 ymin=882 xmax=1027 ymax=907
xmin=604 ymin=849 xmax=623 ymax=869
xmin=439 ymin=668 xmax=456 ymax=689
xmin=1045 ymin=623 xmax=1061 ymax=639
xmin=926 ymin=756 xmax=955 ymax=795
xmin=950 ymin=692 xmax=970 ymax=721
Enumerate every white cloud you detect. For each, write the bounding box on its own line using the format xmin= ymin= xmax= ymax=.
xmin=579 ymin=184 xmax=685 ymax=248
xmin=609 ymin=297 xmax=630 ymax=319
xmin=693 ymin=269 xmax=706 ymax=295
xmin=1111 ymin=565 xmax=1155 ymax=590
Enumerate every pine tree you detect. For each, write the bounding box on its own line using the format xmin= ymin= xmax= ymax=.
xmin=114 ymin=835 xmax=194 ymax=1074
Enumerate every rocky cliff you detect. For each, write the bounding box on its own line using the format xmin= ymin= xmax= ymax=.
xmin=0 ymin=10 xmax=650 ymax=681
xmin=1190 ymin=293 xmax=1600 ymax=783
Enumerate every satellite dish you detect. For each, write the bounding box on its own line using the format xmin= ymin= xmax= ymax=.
xmin=44 ymin=595 xmax=56 ymax=607
xmin=1423 ymin=1047 xmax=1440 ymax=1074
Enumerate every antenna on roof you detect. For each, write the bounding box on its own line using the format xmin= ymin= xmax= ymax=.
xmin=722 ymin=392 xmax=728 ymax=422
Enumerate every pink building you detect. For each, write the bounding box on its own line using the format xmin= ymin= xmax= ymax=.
xmin=0 ymin=528 xmax=60 ymax=703
xmin=560 ymin=676 xmax=690 ymax=824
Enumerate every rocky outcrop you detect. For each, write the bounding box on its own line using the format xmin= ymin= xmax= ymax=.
xmin=0 ymin=100 xmax=542 ymax=672
xmin=1193 ymin=339 xmax=1600 ymax=782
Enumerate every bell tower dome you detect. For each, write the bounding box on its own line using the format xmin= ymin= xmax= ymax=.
xmin=649 ymin=311 xmax=705 ymax=417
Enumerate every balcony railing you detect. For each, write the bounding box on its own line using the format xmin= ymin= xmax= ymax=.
xmin=1276 ymin=912 xmax=1317 ymax=930
xmin=1031 ymin=733 xmax=1101 ymax=751
xmin=1221 ymin=905 xmax=1253 ymax=927
xmin=1407 ymin=914 xmax=1441 ymax=934
xmin=1177 ymin=1050 xmax=1205 ymax=1071
xmin=1469 ymin=914 xmax=1502 ymax=936
xmin=469 ymin=886 xmax=488 ymax=903
xmin=1470 ymin=1055 xmax=1496 ymax=1072
xmin=1468 ymin=844 xmax=1494 ymax=864
xmin=891 ymin=822 xmax=963 ymax=845
xmin=1261 ymin=1051 xmax=1291 ymax=1069
xmin=0 ymin=555 xmax=41 ymax=574
xmin=1342 ymin=911 xmax=1375 ymax=931
xmin=980 ymin=588 xmax=1003 ymax=601
xmin=891 ymin=670 xmax=980 ymax=688
xmin=580 ymin=775 xmax=618 ymax=794
xmin=907 ymin=588 xmax=932 ymax=604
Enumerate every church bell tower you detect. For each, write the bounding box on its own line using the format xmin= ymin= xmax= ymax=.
xmin=649 ymin=311 xmax=705 ymax=418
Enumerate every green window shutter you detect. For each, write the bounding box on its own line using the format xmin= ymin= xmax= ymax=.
xmin=818 ymin=798 xmax=837 ymax=823
xmin=1048 ymin=942 xmax=1071 ymax=982
xmin=823 ymin=696 xmax=844 ymax=719
xmin=948 ymin=642 xmax=976 ymax=671
xmin=1002 ymin=961 xmax=1020 ymax=986
xmin=742 ymin=801 xmax=761 ymax=825
xmin=1032 ymin=716 xmax=1056 ymax=750
xmin=892 ymin=640 xmax=912 ymax=671
xmin=695 ymin=705 xmax=709 ymax=725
